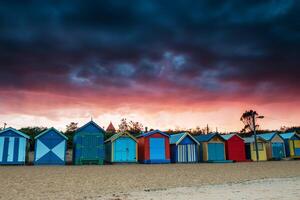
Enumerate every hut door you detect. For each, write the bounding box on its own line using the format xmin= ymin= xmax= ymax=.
xmin=208 ymin=143 xmax=225 ymax=161
xmin=82 ymin=135 xmax=97 ymax=160
xmin=294 ymin=141 xmax=300 ymax=156
xmin=7 ymin=137 xmax=15 ymax=162
xmin=272 ymin=143 xmax=285 ymax=159
xmin=0 ymin=137 xmax=4 ymax=162
xmin=115 ymin=139 xmax=127 ymax=162
xmin=115 ymin=138 xmax=136 ymax=162
xmin=126 ymin=139 xmax=136 ymax=161
xmin=177 ymin=144 xmax=196 ymax=162
xmin=149 ymin=138 xmax=165 ymax=160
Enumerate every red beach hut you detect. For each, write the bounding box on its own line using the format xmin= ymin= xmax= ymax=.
xmin=137 ymin=130 xmax=170 ymax=164
xmin=221 ymin=134 xmax=246 ymax=162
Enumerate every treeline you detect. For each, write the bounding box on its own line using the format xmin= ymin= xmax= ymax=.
xmin=2 ymin=116 xmax=299 ymax=151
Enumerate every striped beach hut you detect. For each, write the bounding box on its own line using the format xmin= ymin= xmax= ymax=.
xmin=73 ymin=121 xmax=105 ymax=165
xmin=170 ymin=132 xmax=199 ymax=163
xmin=34 ymin=128 xmax=68 ymax=165
xmin=137 ymin=130 xmax=170 ymax=164
xmin=280 ymin=132 xmax=300 ymax=158
xmin=244 ymin=136 xmax=268 ymax=161
xmin=195 ymin=133 xmax=227 ymax=162
xmin=105 ymin=132 xmax=138 ymax=163
xmin=0 ymin=128 xmax=29 ymax=165
xmin=258 ymin=133 xmax=286 ymax=160
xmin=221 ymin=134 xmax=246 ymax=162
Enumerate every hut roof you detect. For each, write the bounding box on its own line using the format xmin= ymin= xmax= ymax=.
xmin=195 ymin=133 xmax=224 ymax=142
xmin=243 ymin=136 xmax=267 ymax=143
xmin=221 ymin=133 xmax=243 ymax=141
xmin=170 ymin=132 xmax=199 ymax=145
xmin=76 ymin=120 xmax=105 ymax=133
xmin=257 ymin=132 xmax=278 ymax=141
xmin=0 ymin=127 xmax=30 ymax=139
xmin=106 ymin=122 xmax=116 ymax=132
xmin=34 ymin=127 xmax=68 ymax=140
xmin=137 ymin=129 xmax=169 ymax=138
xmin=105 ymin=131 xmax=137 ymax=143
xmin=280 ymin=132 xmax=300 ymax=139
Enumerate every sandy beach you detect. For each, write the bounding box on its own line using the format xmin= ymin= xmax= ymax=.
xmin=0 ymin=161 xmax=300 ymax=200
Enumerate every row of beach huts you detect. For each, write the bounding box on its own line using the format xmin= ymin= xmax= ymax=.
xmin=0 ymin=121 xmax=299 ymax=165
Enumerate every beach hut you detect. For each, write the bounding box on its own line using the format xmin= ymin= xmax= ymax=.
xmin=73 ymin=121 xmax=105 ymax=165
xmin=280 ymin=132 xmax=300 ymax=158
xmin=34 ymin=128 xmax=68 ymax=165
xmin=195 ymin=133 xmax=227 ymax=162
xmin=244 ymin=136 xmax=268 ymax=161
xmin=221 ymin=134 xmax=246 ymax=162
xmin=0 ymin=128 xmax=30 ymax=165
xmin=105 ymin=132 xmax=138 ymax=163
xmin=137 ymin=130 xmax=170 ymax=164
xmin=170 ymin=132 xmax=199 ymax=163
xmin=258 ymin=133 xmax=286 ymax=160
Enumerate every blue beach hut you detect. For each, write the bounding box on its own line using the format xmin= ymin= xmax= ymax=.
xmin=258 ymin=133 xmax=286 ymax=160
xmin=170 ymin=132 xmax=199 ymax=163
xmin=0 ymin=128 xmax=30 ymax=165
xmin=34 ymin=128 xmax=68 ymax=165
xmin=73 ymin=121 xmax=105 ymax=165
xmin=105 ymin=132 xmax=137 ymax=163
xmin=195 ymin=133 xmax=228 ymax=162
xmin=280 ymin=132 xmax=300 ymax=158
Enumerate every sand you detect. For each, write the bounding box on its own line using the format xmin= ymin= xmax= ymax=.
xmin=106 ymin=177 xmax=300 ymax=200
xmin=0 ymin=161 xmax=300 ymax=200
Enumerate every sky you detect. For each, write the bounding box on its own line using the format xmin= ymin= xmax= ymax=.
xmin=0 ymin=1 xmax=299 ymax=132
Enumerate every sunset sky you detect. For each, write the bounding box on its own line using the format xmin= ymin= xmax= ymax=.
xmin=0 ymin=1 xmax=299 ymax=132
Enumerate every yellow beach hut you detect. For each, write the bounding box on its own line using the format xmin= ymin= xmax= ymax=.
xmin=258 ymin=133 xmax=286 ymax=160
xmin=244 ymin=136 xmax=267 ymax=161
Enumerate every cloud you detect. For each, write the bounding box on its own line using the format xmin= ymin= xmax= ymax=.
xmin=0 ymin=0 xmax=299 ymax=116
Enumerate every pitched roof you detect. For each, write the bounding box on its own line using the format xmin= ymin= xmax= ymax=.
xmin=106 ymin=122 xmax=116 ymax=132
xmin=0 ymin=127 xmax=30 ymax=139
xmin=243 ymin=136 xmax=267 ymax=143
xmin=280 ymin=132 xmax=300 ymax=140
xmin=221 ymin=133 xmax=244 ymax=141
xmin=257 ymin=132 xmax=277 ymax=141
xmin=137 ymin=129 xmax=169 ymax=138
xmin=105 ymin=131 xmax=137 ymax=143
xmin=170 ymin=132 xmax=199 ymax=145
xmin=34 ymin=127 xmax=68 ymax=140
xmin=195 ymin=133 xmax=224 ymax=142
xmin=243 ymin=136 xmax=254 ymax=143
xmin=221 ymin=134 xmax=235 ymax=140
xmin=76 ymin=120 xmax=105 ymax=133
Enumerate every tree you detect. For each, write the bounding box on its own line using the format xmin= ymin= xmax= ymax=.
xmin=191 ymin=126 xmax=203 ymax=135
xmin=64 ymin=122 xmax=78 ymax=149
xmin=118 ymin=118 xmax=143 ymax=135
xmin=240 ymin=110 xmax=264 ymax=161
xmin=129 ymin=120 xmax=143 ymax=134
xmin=19 ymin=126 xmax=47 ymax=151
xmin=65 ymin=122 xmax=78 ymax=134
xmin=118 ymin=118 xmax=129 ymax=132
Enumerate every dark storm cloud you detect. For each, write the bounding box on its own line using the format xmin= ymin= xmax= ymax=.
xmin=0 ymin=0 xmax=299 ymax=101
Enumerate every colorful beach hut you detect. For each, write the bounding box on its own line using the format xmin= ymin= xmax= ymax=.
xmin=170 ymin=132 xmax=199 ymax=163
xmin=105 ymin=132 xmax=138 ymax=163
xmin=137 ymin=130 xmax=170 ymax=164
xmin=258 ymin=133 xmax=286 ymax=160
xmin=0 ymin=128 xmax=29 ymax=165
xmin=195 ymin=133 xmax=227 ymax=162
xmin=280 ymin=132 xmax=300 ymax=158
xmin=244 ymin=136 xmax=268 ymax=161
xmin=34 ymin=128 xmax=68 ymax=165
xmin=221 ymin=133 xmax=246 ymax=162
xmin=73 ymin=121 xmax=105 ymax=165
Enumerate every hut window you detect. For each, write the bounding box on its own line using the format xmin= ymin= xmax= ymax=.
xmin=253 ymin=142 xmax=263 ymax=151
